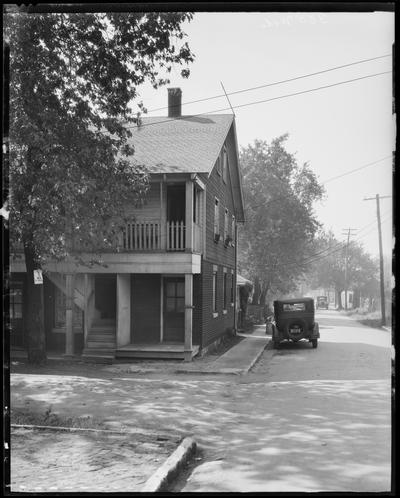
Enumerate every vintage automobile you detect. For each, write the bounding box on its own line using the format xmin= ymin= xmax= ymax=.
xmin=316 ymin=295 xmax=329 ymax=310
xmin=266 ymin=297 xmax=320 ymax=349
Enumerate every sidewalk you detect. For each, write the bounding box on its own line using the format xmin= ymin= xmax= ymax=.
xmin=177 ymin=325 xmax=269 ymax=375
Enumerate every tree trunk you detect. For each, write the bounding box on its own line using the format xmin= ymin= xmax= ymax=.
xmin=252 ymin=277 xmax=261 ymax=305
xmin=24 ymin=242 xmax=47 ymax=364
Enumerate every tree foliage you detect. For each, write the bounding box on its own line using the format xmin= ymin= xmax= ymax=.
xmin=238 ymin=135 xmax=325 ymax=304
xmin=305 ymin=231 xmax=380 ymax=309
xmin=5 ymin=11 xmax=194 ymax=362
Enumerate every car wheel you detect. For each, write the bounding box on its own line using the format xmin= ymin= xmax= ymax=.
xmin=311 ymin=339 xmax=318 ymax=348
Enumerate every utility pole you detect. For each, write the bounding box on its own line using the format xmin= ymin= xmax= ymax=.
xmin=341 ymin=228 xmax=357 ymax=310
xmin=363 ymin=194 xmax=392 ymax=326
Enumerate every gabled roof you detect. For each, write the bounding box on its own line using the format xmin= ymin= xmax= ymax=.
xmin=126 ymin=114 xmax=234 ymax=174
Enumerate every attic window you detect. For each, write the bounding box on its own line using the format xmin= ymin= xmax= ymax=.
xmin=222 ymin=146 xmax=228 ymax=183
xmin=216 ymin=154 xmax=222 ymax=176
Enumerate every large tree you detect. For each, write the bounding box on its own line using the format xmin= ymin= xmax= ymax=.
xmin=4 ymin=11 xmax=194 ymax=363
xmin=238 ymin=135 xmax=324 ymax=305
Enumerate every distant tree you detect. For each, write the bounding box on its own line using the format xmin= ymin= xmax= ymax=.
xmin=5 ymin=11 xmax=194 ymax=363
xmin=306 ymin=231 xmax=380 ymax=309
xmin=238 ymin=135 xmax=325 ymax=306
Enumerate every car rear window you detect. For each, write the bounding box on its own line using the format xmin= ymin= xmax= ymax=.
xmin=282 ymin=303 xmax=306 ymax=311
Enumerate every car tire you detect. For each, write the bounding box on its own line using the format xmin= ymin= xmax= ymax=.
xmin=311 ymin=339 xmax=318 ymax=348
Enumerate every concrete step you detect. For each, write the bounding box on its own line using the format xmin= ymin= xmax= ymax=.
xmin=92 ymin=319 xmax=116 ymax=327
xmin=86 ymin=341 xmax=116 ymax=349
xmin=115 ymin=350 xmax=185 ymax=360
xmin=87 ymin=332 xmax=115 ymax=342
xmin=90 ymin=325 xmax=117 ymax=334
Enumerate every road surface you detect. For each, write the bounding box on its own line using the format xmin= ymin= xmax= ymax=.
xmin=179 ymin=309 xmax=392 ymax=492
xmin=11 ymin=310 xmax=392 ymax=493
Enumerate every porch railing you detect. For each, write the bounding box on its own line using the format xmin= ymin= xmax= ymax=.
xmin=122 ymin=221 xmax=161 ymax=251
xmin=167 ymin=221 xmax=185 ymax=251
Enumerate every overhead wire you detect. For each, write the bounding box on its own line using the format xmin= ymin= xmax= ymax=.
xmin=125 ymin=70 xmax=392 ymax=130
xmin=269 ymin=210 xmax=392 ymax=271
xmin=144 ymin=53 xmax=392 ymax=114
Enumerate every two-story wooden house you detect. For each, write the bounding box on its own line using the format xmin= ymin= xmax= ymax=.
xmin=10 ymin=88 xmax=245 ymax=362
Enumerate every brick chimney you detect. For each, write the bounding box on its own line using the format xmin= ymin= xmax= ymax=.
xmin=168 ymin=87 xmax=182 ymax=117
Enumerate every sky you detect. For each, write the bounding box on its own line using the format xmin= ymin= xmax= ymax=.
xmin=137 ymin=11 xmax=394 ymax=258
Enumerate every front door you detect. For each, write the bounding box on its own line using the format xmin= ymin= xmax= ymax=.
xmin=95 ymin=275 xmax=116 ymax=320
xmin=163 ymin=277 xmax=184 ymax=342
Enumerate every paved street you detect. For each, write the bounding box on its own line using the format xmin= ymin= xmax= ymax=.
xmin=10 ymin=310 xmax=392 ymax=493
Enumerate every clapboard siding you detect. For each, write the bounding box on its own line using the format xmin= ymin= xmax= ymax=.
xmin=124 ymin=182 xmax=162 ymax=220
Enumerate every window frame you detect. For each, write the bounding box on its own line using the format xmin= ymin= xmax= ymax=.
xmin=214 ymin=197 xmax=220 ymax=239
xmin=212 ymin=266 xmax=218 ymax=316
xmin=224 ymin=208 xmax=229 ymax=242
xmin=223 ymin=269 xmax=227 ymax=313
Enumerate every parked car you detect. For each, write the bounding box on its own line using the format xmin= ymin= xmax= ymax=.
xmin=266 ymin=297 xmax=320 ymax=349
xmin=316 ymin=295 xmax=329 ymax=310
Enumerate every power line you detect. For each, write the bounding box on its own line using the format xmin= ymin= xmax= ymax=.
xmin=145 ymin=54 xmax=392 ymax=114
xmin=278 ymin=213 xmax=391 ymax=271
xmin=126 ymin=70 xmax=392 ymax=130
xmin=321 ymin=156 xmax=392 ymax=184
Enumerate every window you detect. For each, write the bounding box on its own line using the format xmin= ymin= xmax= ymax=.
xmin=166 ymin=280 xmax=185 ymax=313
xmin=224 ymin=208 xmax=229 ymax=241
xmin=230 ymin=273 xmax=235 ymax=306
xmin=222 ymin=147 xmax=228 ymax=183
xmin=282 ymin=302 xmax=306 ymax=312
xmin=223 ymin=271 xmax=227 ymax=311
xmin=10 ymin=287 xmax=23 ymax=319
xmin=213 ymin=267 xmax=218 ymax=314
xmin=216 ymin=154 xmax=222 ymax=175
xmin=231 ymin=215 xmax=236 ymax=246
xmin=214 ymin=198 xmax=220 ymax=240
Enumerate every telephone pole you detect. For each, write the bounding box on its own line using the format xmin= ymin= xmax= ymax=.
xmin=341 ymin=228 xmax=357 ymax=310
xmin=363 ymin=194 xmax=392 ymax=326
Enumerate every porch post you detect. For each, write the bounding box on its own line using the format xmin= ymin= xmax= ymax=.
xmin=117 ymin=274 xmax=131 ymax=348
xmin=185 ymin=179 xmax=193 ymax=251
xmin=65 ymin=273 xmax=74 ymax=356
xmin=184 ymin=273 xmax=193 ymax=362
xmin=83 ymin=273 xmax=89 ymax=345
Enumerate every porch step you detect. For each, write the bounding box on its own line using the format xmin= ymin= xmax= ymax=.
xmin=115 ymin=350 xmax=185 ymax=360
xmin=92 ymin=319 xmax=116 ymax=327
xmin=90 ymin=326 xmax=116 ymax=333
xmin=86 ymin=340 xmax=116 ymax=349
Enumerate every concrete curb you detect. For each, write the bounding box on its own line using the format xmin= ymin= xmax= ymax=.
xmin=141 ymin=436 xmax=197 ymax=492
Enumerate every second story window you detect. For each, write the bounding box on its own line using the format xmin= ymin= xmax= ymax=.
xmin=214 ymin=198 xmax=220 ymax=241
xmin=224 ymin=208 xmax=229 ymax=243
xmin=231 ymin=215 xmax=236 ymax=246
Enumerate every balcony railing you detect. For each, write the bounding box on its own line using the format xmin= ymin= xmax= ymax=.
xmin=123 ymin=221 xmax=161 ymax=251
xmin=167 ymin=221 xmax=185 ymax=251
xmin=12 ymin=219 xmax=199 ymax=255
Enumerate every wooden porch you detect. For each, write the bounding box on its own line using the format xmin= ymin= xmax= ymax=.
xmin=115 ymin=343 xmax=200 ymax=361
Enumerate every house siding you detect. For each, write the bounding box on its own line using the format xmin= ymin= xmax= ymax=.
xmin=200 ymin=128 xmax=238 ymax=348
